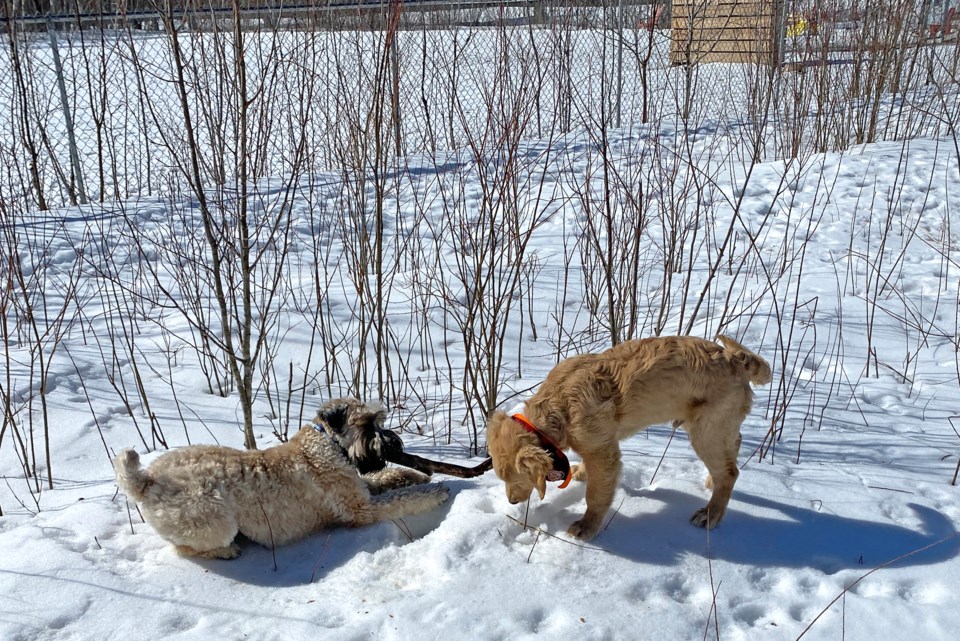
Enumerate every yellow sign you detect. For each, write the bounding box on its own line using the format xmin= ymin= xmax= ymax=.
xmin=787 ymin=16 xmax=807 ymax=38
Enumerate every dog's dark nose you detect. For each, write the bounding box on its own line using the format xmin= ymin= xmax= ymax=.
xmin=508 ymin=498 xmax=520 ymax=505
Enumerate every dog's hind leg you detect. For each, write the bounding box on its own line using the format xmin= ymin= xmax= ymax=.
xmin=687 ymin=420 xmax=742 ymax=529
xmin=570 ymin=463 xmax=588 ymax=482
xmin=165 ymin=512 xmax=240 ymax=559
xmin=345 ymin=484 xmax=450 ymax=526
xmin=147 ymin=496 xmax=241 ymax=559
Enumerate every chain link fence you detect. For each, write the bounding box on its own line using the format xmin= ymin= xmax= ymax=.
xmin=2 ymin=1 xmax=958 ymax=211
xmin=0 ymin=1 xmax=725 ymax=211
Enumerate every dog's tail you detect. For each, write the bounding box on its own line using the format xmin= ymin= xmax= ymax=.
xmin=113 ymin=448 xmax=152 ymax=502
xmin=716 ymin=335 xmax=772 ymax=386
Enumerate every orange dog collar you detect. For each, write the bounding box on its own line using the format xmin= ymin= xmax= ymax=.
xmin=510 ymin=413 xmax=572 ymax=489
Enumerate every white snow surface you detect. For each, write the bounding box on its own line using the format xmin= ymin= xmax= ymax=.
xmin=3 ymin=126 xmax=960 ymax=641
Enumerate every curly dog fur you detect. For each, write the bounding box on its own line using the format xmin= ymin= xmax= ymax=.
xmin=114 ymin=399 xmax=449 ymax=559
xmin=486 ymin=335 xmax=771 ymax=541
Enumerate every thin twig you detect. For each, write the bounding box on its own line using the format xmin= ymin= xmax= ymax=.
xmin=841 ymin=590 xmax=846 ymax=641
xmin=391 ymin=518 xmax=414 ymax=543
xmin=949 ymin=417 xmax=960 ymax=486
xmin=650 ymin=427 xmax=677 ymax=485
xmin=257 ymin=499 xmax=277 ymax=572
xmin=796 ymin=532 xmax=960 ymax=640
xmin=505 ymin=515 xmax=605 ymax=552
xmin=602 ymin=496 xmax=625 ymax=533
xmin=702 ymin=511 xmax=721 ymax=641
xmin=865 ymin=485 xmax=913 ymax=494
xmin=125 ymin=500 xmax=135 ymax=535
xmin=526 ymin=530 xmax=542 ymax=563
xmin=310 ymin=534 xmax=332 ymax=583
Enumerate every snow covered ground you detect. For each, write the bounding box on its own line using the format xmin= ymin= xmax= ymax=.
xmin=3 ymin=100 xmax=960 ymax=640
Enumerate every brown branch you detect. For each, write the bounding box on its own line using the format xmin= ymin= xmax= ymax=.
xmin=386 ymin=451 xmax=492 ymax=478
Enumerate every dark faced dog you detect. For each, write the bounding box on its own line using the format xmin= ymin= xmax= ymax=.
xmin=315 ymin=397 xmax=492 ymax=478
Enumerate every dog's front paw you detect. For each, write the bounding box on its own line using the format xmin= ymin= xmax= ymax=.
xmin=567 ymin=517 xmax=601 ymax=541
xmin=400 ymin=468 xmax=432 ymax=486
xmin=430 ymin=483 xmax=451 ymax=505
xmin=689 ymin=507 xmax=722 ymax=529
xmin=365 ymin=467 xmax=432 ymax=493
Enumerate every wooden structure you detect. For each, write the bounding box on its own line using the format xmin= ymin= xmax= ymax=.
xmin=670 ymin=0 xmax=785 ymax=65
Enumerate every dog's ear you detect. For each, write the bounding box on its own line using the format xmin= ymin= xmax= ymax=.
xmin=346 ymin=403 xmax=384 ymax=431
xmin=315 ymin=397 xmax=360 ymax=434
xmin=344 ymin=402 xmax=396 ymax=474
xmin=516 ymin=445 xmax=551 ymax=500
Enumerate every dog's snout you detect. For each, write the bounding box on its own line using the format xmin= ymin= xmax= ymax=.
xmin=508 ymin=498 xmax=521 ymax=505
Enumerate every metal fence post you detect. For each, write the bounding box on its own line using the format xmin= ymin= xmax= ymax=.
xmin=390 ymin=0 xmax=403 ymax=158
xmin=45 ymin=16 xmax=88 ymax=205
xmin=391 ymin=30 xmax=402 ymax=157
xmin=615 ymin=0 xmax=623 ymax=129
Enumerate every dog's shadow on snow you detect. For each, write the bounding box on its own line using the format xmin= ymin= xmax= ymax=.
xmin=186 ymin=480 xmax=470 ymax=587
xmin=588 ymin=487 xmax=960 ymax=573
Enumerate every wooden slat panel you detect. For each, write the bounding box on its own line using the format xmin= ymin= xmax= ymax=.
xmin=672 ymin=16 xmax=773 ymax=30
xmin=673 ymin=1 xmax=775 ymax=20
xmin=674 ymin=0 xmax=766 ymax=5
xmin=692 ymin=51 xmax=774 ymax=63
xmin=669 ymin=50 xmax=778 ymax=64
xmin=672 ymin=27 xmax=777 ymax=41
xmin=671 ymin=36 xmax=777 ymax=51
xmin=673 ymin=1 xmax=770 ymax=7
xmin=670 ymin=0 xmax=782 ymax=66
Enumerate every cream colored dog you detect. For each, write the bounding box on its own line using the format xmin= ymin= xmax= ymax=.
xmin=114 ymin=404 xmax=449 ymax=559
xmin=487 ymin=335 xmax=771 ymax=541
